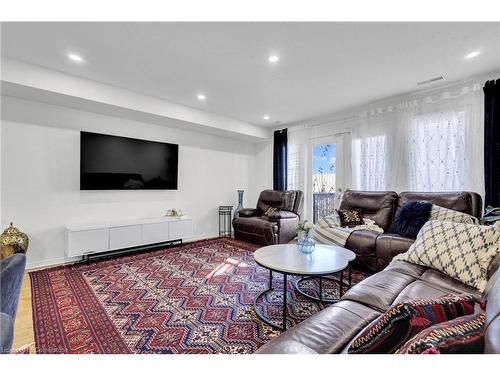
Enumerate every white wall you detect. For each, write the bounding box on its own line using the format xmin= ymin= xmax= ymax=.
xmin=253 ymin=140 xmax=273 ymax=195
xmin=1 ymin=96 xmax=263 ymax=269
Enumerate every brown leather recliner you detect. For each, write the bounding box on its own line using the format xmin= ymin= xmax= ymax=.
xmin=232 ymin=189 xmax=304 ymax=246
xmin=340 ymin=190 xmax=483 ymax=273
xmin=340 ymin=191 xmax=399 ymax=272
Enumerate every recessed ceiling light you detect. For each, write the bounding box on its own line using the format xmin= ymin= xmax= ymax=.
xmin=268 ymin=55 xmax=280 ymax=63
xmin=263 ymin=115 xmax=270 ymax=120
xmin=197 ymin=94 xmax=206 ymax=101
xmin=465 ymin=51 xmax=480 ymax=59
xmin=68 ymin=53 xmax=83 ymax=62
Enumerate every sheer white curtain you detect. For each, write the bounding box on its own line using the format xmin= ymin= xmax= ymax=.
xmin=406 ymin=110 xmax=467 ymax=191
xmin=351 ymin=81 xmax=483 ymax=195
xmin=352 ymin=116 xmax=389 ymax=191
xmin=288 ymin=81 xmax=485 ymax=212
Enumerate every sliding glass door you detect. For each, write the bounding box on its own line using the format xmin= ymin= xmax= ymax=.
xmin=309 ymin=134 xmax=345 ymax=223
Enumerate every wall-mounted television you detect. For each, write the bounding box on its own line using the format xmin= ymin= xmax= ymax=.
xmin=80 ymin=132 xmax=178 ymax=190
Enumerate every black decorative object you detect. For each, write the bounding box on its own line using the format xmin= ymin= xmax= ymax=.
xmin=219 ymin=205 xmax=233 ymax=237
xmin=389 ymin=201 xmax=433 ymax=239
xmin=273 ymin=129 xmax=288 ymax=191
xmin=484 ymin=78 xmax=500 ymax=207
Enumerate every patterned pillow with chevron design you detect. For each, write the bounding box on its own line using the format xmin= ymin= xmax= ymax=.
xmin=347 ymin=294 xmax=477 ymax=354
xmin=430 ymin=205 xmax=479 ymax=225
xmin=394 ymin=220 xmax=500 ymax=292
xmin=395 ymin=312 xmax=485 ymax=354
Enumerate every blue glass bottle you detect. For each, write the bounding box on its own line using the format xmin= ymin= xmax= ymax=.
xmin=298 ymin=232 xmax=315 ymax=254
xmin=233 ymin=190 xmax=244 ymax=218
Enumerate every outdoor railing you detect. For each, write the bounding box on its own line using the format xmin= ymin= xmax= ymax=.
xmin=312 ymin=192 xmax=336 ymax=224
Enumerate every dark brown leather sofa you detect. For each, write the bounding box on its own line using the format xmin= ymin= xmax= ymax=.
xmin=232 ymin=190 xmax=304 ymax=246
xmin=340 ymin=190 xmax=483 ymax=272
xmin=256 ymin=258 xmax=500 ymax=354
xmin=255 ymin=189 xmax=497 ymax=354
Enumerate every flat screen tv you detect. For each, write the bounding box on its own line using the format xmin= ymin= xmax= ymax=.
xmin=80 ymin=132 xmax=178 ymax=190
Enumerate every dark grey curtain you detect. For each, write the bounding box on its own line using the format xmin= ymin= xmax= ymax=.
xmin=484 ymin=79 xmax=500 ymax=207
xmin=273 ymin=129 xmax=288 ymax=191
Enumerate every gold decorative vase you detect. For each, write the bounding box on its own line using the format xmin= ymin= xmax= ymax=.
xmin=0 ymin=222 xmax=29 ymax=259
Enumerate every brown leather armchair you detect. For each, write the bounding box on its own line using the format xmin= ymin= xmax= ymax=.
xmin=232 ymin=189 xmax=304 ymax=246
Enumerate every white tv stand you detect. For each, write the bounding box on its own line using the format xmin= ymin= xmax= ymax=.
xmin=66 ymin=216 xmax=193 ymax=259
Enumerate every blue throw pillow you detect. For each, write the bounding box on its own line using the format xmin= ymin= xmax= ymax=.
xmin=389 ymin=201 xmax=432 ymax=239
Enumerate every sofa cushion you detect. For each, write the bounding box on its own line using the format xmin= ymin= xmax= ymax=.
xmin=340 ymin=190 xmax=398 ymax=232
xmin=257 ymin=190 xmax=297 ymax=213
xmin=256 ymin=300 xmax=381 ymax=354
xmin=394 ymin=220 xmax=500 ymax=292
xmin=347 ymin=294 xmax=477 ymax=354
xmin=396 ymin=312 xmax=485 ymax=354
xmin=375 ymin=234 xmax=415 ymax=270
xmin=341 ymin=263 xmax=423 ymax=311
xmin=398 ymin=191 xmax=482 ymax=219
xmin=430 ymin=204 xmax=479 ymax=225
xmin=267 ymin=210 xmax=297 ymax=220
xmin=389 ymin=201 xmax=432 ymax=239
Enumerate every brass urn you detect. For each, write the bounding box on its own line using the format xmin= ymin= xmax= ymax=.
xmin=0 ymin=222 xmax=29 ymax=260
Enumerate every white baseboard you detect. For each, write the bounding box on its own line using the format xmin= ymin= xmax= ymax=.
xmin=25 ymin=234 xmax=219 ymax=271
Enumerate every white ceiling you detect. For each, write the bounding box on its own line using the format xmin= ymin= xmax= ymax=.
xmin=2 ymin=22 xmax=499 ymax=127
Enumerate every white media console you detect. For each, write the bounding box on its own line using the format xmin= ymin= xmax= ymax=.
xmin=66 ymin=216 xmax=193 ymax=258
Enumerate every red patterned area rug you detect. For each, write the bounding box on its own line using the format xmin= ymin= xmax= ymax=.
xmin=30 ymin=238 xmax=368 ymax=354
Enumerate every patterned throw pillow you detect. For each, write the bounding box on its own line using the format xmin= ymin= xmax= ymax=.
xmin=262 ymin=207 xmax=278 ymax=217
xmin=337 ymin=209 xmax=364 ymax=227
xmin=347 ymin=294 xmax=477 ymax=354
xmin=394 ymin=220 xmax=500 ymax=292
xmin=318 ymin=213 xmax=375 ymax=229
xmin=396 ymin=313 xmax=486 ymax=354
xmin=430 ymin=204 xmax=479 ymax=225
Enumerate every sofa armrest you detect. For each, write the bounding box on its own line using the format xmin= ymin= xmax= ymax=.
xmin=375 ymin=234 xmax=414 ymax=271
xmin=267 ymin=210 xmax=298 ymax=220
xmin=238 ymin=208 xmax=260 ymax=217
xmin=0 ymin=253 xmax=26 ymax=319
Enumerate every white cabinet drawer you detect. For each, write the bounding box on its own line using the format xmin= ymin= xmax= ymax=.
xmin=141 ymin=222 xmax=170 ymax=244
xmin=109 ymin=225 xmax=142 ymax=249
xmin=68 ymin=228 xmax=109 ymax=257
xmin=168 ymin=220 xmax=193 ymax=240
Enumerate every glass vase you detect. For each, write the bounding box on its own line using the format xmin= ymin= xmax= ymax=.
xmin=298 ymin=232 xmax=315 ymax=254
xmin=233 ymin=190 xmax=244 ymax=218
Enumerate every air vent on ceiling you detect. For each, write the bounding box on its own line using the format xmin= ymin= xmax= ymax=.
xmin=417 ymin=76 xmax=444 ymax=86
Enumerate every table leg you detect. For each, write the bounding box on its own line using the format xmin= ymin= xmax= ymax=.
xmin=348 ymin=264 xmax=352 ymax=288
xmin=319 ymin=276 xmax=323 ymax=302
xmin=283 ymin=274 xmax=287 ymax=330
xmin=339 ymin=271 xmax=344 ymax=298
xmin=269 ymin=270 xmax=273 ymax=288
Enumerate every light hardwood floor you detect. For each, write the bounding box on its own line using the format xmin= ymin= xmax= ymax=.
xmin=12 ymin=272 xmax=36 ymax=353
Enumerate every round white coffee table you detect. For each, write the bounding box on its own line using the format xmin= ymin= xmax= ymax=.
xmin=253 ymin=243 xmax=356 ymax=331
